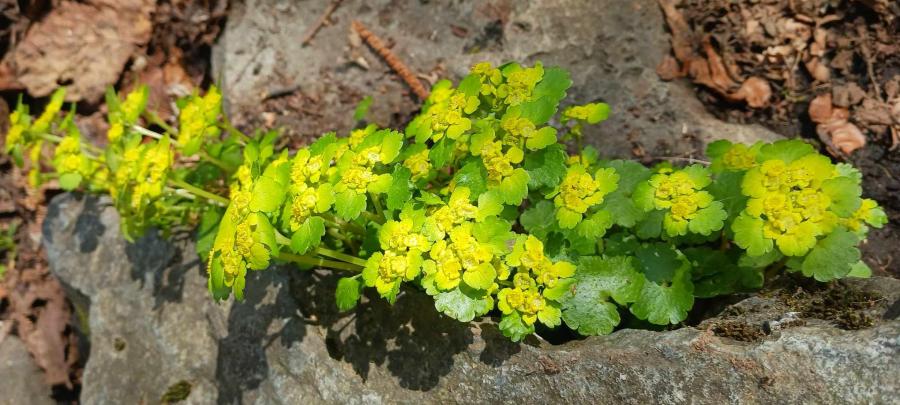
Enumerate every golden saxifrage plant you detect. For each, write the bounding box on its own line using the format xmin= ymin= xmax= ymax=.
xmin=4 ymin=62 xmax=887 ymax=341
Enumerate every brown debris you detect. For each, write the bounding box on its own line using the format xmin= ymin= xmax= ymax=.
xmin=351 ymin=20 xmax=430 ymax=101
xmin=11 ymin=0 xmax=155 ymax=103
xmin=810 ymin=93 xmax=866 ymax=155
xmin=657 ymin=0 xmax=772 ymax=108
xmin=302 ymin=0 xmax=343 ymax=47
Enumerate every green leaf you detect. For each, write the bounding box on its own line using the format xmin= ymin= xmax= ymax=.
xmin=597 ymin=160 xmax=652 ymax=227
xmin=353 ymin=96 xmax=373 ymax=121
xmin=498 ymin=312 xmax=535 ymax=342
xmin=196 ymin=207 xmax=223 ymax=262
xmin=518 ymin=98 xmax=557 ymax=126
xmin=520 ymin=200 xmax=557 ymax=239
xmin=497 ymin=168 xmax=529 ymax=205
xmin=473 ymin=216 xmax=514 ymax=254
xmin=526 ymin=126 xmax=557 ymax=150
xmin=386 ymin=166 xmax=412 ymax=211
xmin=250 ymin=174 xmax=287 ymax=212
xmin=707 ymin=171 xmax=747 ymax=222
xmin=732 ymin=213 xmax=773 ymax=257
xmin=633 ymin=242 xmax=681 ymax=283
xmin=463 ymin=263 xmax=496 ymax=290
xmin=476 ymin=191 xmax=504 ymax=222
xmin=524 ymin=144 xmax=567 ymax=189
xmin=555 ymin=207 xmax=582 ymax=229
xmin=821 ymin=176 xmax=862 ymax=217
xmin=576 ymin=210 xmax=613 ymax=240
xmin=533 ymin=66 xmax=572 ymax=105
xmin=847 ymin=261 xmax=872 ymax=278
xmin=429 ymin=138 xmax=455 ymax=169
xmin=58 ymin=172 xmax=82 ymax=191
xmin=635 ymin=210 xmax=664 ymax=239
xmin=335 ymin=191 xmax=367 ymax=221
xmin=561 ymin=256 xmax=644 ymax=336
xmin=290 ymin=216 xmax=326 ymax=254
xmin=336 ymin=277 xmax=362 ymax=311
xmin=757 ymin=139 xmax=814 ymax=163
xmin=575 ymin=256 xmax=644 ymax=305
xmin=453 ymin=161 xmax=487 ymax=197
xmin=629 ymin=261 xmax=693 ymax=326
xmin=434 ymin=285 xmax=491 ymax=322
xmin=800 ymin=228 xmax=860 ymax=281
xmin=688 ymin=201 xmax=727 ymax=235
xmin=684 ymin=247 xmax=762 ymax=298
xmin=631 ymin=181 xmax=655 ymax=212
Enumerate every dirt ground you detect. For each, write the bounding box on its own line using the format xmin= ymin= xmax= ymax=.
xmin=0 ymin=0 xmax=897 ymax=400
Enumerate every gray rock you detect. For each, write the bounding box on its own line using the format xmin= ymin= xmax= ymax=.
xmin=0 ymin=335 xmax=55 ymax=405
xmin=212 ymin=0 xmax=780 ymax=158
xmin=43 ymin=193 xmax=900 ymax=404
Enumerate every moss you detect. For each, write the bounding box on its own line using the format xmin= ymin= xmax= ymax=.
xmin=779 ymin=281 xmax=879 ymax=330
xmin=708 ymin=320 xmax=766 ymax=342
xmin=161 ymin=380 xmax=192 ymax=403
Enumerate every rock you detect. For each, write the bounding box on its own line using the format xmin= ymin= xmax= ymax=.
xmin=43 ymin=193 xmax=900 ymax=404
xmin=212 ymin=0 xmax=780 ymax=157
xmin=0 ymin=335 xmax=56 ymax=405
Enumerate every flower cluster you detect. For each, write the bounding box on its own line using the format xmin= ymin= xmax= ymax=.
xmin=499 ymin=236 xmax=575 ymax=328
xmin=177 ymin=87 xmax=222 ymax=155
xmin=736 ymin=150 xmax=843 ymax=256
xmin=4 ymin=62 xmax=885 ymax=343
xmin=634 ymin=165 xmax=726 ymax=237
xmin=553 ymin=164 xmax=618 ymax=229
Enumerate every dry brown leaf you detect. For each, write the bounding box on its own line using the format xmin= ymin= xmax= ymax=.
xmin=12 ymin=0 xmax=155 ymax=103
xmin=826 ymin=121 xmax=867 ymax=154
xmin=855 ymin=98 xmax=894 ymax=126
xmin=734 ymin=77 xmax=772 ymax=108
xmin=809 ymin=93 xmax=834 ymax=124
xmin=832 ymin=83 xmax=867 ymax=107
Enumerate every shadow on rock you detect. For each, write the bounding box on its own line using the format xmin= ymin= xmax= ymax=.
xmin=215 ymin=268 xmax=306 ymax=404
xmin=73 ymin=194 xmax=107 ymax=253
xmin=292 ymin=270 xmax=482 ymax=391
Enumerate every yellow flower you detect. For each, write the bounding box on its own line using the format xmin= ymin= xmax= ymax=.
xmin=496 ymin=63 xmax=543 ymax=106
xmin=481 ymin=140 xmax=523 ymax=184
xmin=721 ymin=143 xmax=757 ymax=170
xmin=403 ymin=149 xmax=432 ymax=180
xmin=554 ymin=165 xmax=618 ymax=228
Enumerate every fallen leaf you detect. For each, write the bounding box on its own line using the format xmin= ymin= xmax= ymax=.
xmin=825 ymin=121 xmax=866 ymax=154
xmin=809 ymin=93 xmax=834 ymax=124
xmin=12 ymin=0 xmax=155 ymax=102
xmin=832 ymin=83 xmax=867 ymax=107
xmin=734 ymin=77 xmax=772 ymax=108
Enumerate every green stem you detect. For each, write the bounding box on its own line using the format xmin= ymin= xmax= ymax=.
xmin=321 ymin=213 xmax=366 ymax=235
xmin=276 ymin=252 xmax=363 ymax=272
xmin=369 ymin=192 xmax=385 ymax=220
xmin=143 ymin=110 xmax=176 ymax=134
xmin=221 ymin=116 xmax=251 ymax=143
xmin=168 ymin=178 xmax=229 ymax=206
xmin=315 ymin=246 xmax=368 ymax=268
xmin=200 ymin=150 xmax=233 ymax=173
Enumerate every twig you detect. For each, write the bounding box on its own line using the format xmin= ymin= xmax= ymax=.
xmin=302 ymin=0 xmax=343 ymax=47
xmin=351 ymin=20 xmax=430 ymax=100
xmin=856 ymin=25 xmax=882 ymax=102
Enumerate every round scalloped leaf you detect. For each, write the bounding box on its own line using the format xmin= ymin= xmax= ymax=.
xmin=629 ymin=259 xmax=693 ymax=326
xmin=732 ymin=213 xmax=773 ymax=257
xmin=434 ymin=285 xmax=492 ymax=322
xmin=498 ymin=312 xmax=535 ymax=342
xmin=800 ymin=228 xmax=860 ymax=281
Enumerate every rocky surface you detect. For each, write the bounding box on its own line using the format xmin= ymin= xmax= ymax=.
xmin=0 ymin=334 xmax=56 ymax=405
xmin=212 ymin=0 xmax=781 ymax=156
xmin=43 ymin=194 xmax=900 ymax=404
